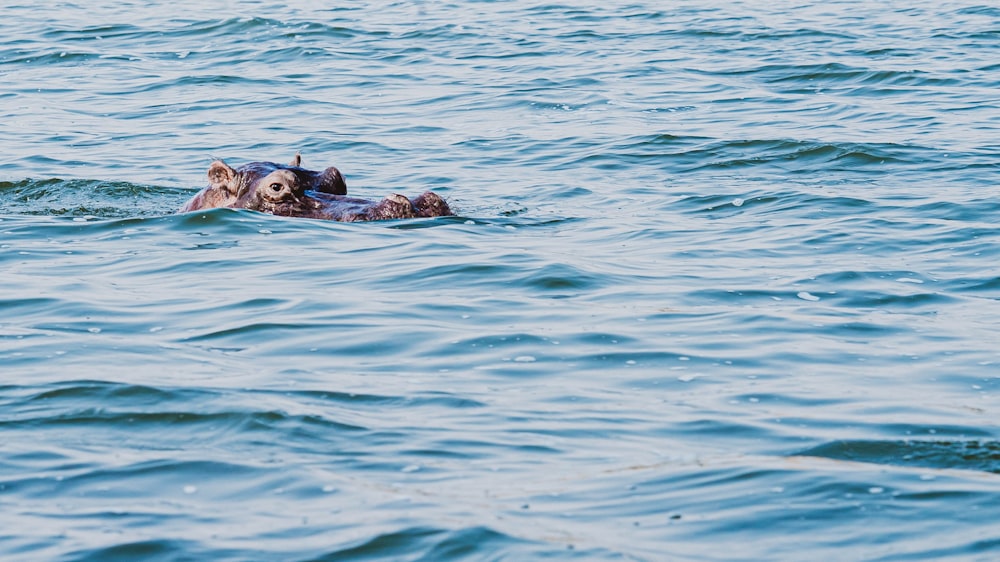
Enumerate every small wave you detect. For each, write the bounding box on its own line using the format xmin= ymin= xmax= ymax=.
xmin=40 ymin=23 xmax=146 ymax=43
xmin=62 ymin=524 xmax=581 ymax=561
xmin=317 ymin=525 xmax=522 ymax=560
xmin=23 ymin=380 xmax=186 ymax=404
xmin=768 ymin=63 xmax=953 ymax=88
xmin=949 ymin=276 xmax=1000 ymax=297
xmin=0 ymin=178 xmax=187 ymax=218
xmin=581 ymin=134 xmax=940 ymax=176
xmin=0 ymin=381 xmax=377 ymax=445
xmin=684 ymin=138 xmax=924 ymax=173
xmin=63 ymin=540 xmax=220 ymax=562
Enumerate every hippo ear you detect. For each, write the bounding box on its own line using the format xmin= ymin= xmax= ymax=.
xmin=207 ymin=160 xmax=237 ymax=190
xmin=318 ymin=166 xmax=348 ymax=195
xmin=289 ymin=152 xmax=301 ymax=167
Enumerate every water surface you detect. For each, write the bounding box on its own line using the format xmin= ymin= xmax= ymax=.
xmin=1 ymin=1 xmax=999 ymax=560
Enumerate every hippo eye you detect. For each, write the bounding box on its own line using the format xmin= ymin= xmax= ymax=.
xmin=269 ymin=182 xmax=282 ymax=192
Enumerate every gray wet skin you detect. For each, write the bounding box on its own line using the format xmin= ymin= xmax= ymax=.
xmin=180 ymin=153 xmax=452 ymax=221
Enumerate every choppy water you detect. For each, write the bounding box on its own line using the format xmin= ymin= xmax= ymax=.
xmin=2 ymin=1 xmax=999 ymax=560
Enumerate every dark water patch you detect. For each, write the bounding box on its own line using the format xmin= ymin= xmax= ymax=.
xmin=310 ymin=525 xmax=557 ymax=562
xmin=682 ymin=139 xmax=925 ymax=174
xmin=595 ymin=134 xmax=936 ymax=176
xmin=185 ymin=238 xmax=240 ymax=250
xmin=670 ymin=419 xmax=778 ymax=443
xmin=879 ymin=423 xmax=996 ymax=440
xmin=728 ymin=392 xmax=848 ymax=410
xmin=40 ymin=23 xmax=147 ymax=42
xmin=948 ymin=276 xmax=1000 ymax=298
xmin=669 ymin=191 xmax=769 ymax=214
xmin=0 ymin=402 xmax=371 ymax=446
xmin=0 ymin=49 xmax=111 ymax=66
xmin=742 ymin=28 xmax=859 ymax=42
xmin=5 ymin=459 xmax=265 ymax=498
xmin=807 ymin=269 xmax=934 ymax=286
xmin=312 ymin=527 xmax=443 ymax=561
xmin=0 ymin=297 xmax=65 ymax=317
xmin=677 ymin=192 xmax=891 ymax=225
xmin=417 ymin=526 xmax=539 ymax=561
xmin=383 ymin=214 xmax=469 ymax=230
xmin=452 ymin=333 xmax=562 ymax=358
xmin=895 ymin=538 xmax=1000 ymax=562
xmin=955 ymin=6 xmax=1000 ymax=17
xmin=1 ymin=408 xmax=366 ymax=435
xmin=802 ymin=270 xmax=950 ymax=303
xmin=117 ymin=73 xmax=292 ymax=95
xmin=808 ymin=270 xmax=937 ymax=290
xmin=799 ymin=440 xmax=1000 ymax=474
xmin=260 ymin=388 xmax=406 ymax=406
xmin=575 ymin=350 xmax=703 ymax=370
xmin=199 ymin=16 xmax=364 ymax=40
xmin=170 ymin=206 xmax=282 ymax=231
xmin=402 ymin=393 xmax=488 ymax=410
xmin=523 ymin=262 xmax=607 ymax=294
xmin=749 ymin=63 xmax=961 ymax=91
xmin=398 ymin=260 xmax=546 ymax=292
xmin=0 ymin=381 xmax=374 ymax=442
xmin=465 ymin=216 xmax=584 ymax=230
xmin=569 ymin=331 xmax=640 ymax=346
xmin=18 ymin=380 xmax=189 ymax=405
xmin=63 ymin=539 xmax=216 ymax=562
xmin=816 ymin=289 xmax=953 ymax=311
xmin=851 ymin=46 xmax=923 ymax=59
xmin=402 ymin=438 xmax=521 ymax=461
xmin=910 ymin=198 xmax=1000 ymax=221
xmin=824 ymin=320 xmax=909 ymax=338
xmin=592 ymin=456 xmax=1000 ymax=558
xmin=183 ymin=322 xmax=331 ymax=344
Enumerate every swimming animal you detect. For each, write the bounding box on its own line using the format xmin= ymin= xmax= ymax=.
xmin=179 ymin=153 xmax=452 ymax=221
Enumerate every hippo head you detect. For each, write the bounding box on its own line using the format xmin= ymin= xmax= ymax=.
xmin=180 ymin=152 xmax=453 ymax=221
xmin=180 ymin=153 xmax=347 ymax=216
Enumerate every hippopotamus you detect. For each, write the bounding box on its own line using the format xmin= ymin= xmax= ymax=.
xmin=179 ymin=153 xmax=452 ymax=221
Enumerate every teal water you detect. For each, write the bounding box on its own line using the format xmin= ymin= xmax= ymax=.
xmin=2 ymin=1 xmax=999 ymax=560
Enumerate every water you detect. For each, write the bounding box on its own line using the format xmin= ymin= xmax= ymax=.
xmin=2 ymin=1 xmax=999 ymax=560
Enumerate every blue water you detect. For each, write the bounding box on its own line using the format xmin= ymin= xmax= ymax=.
xmin=2 ymin=1 xmax=999 ymax=560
